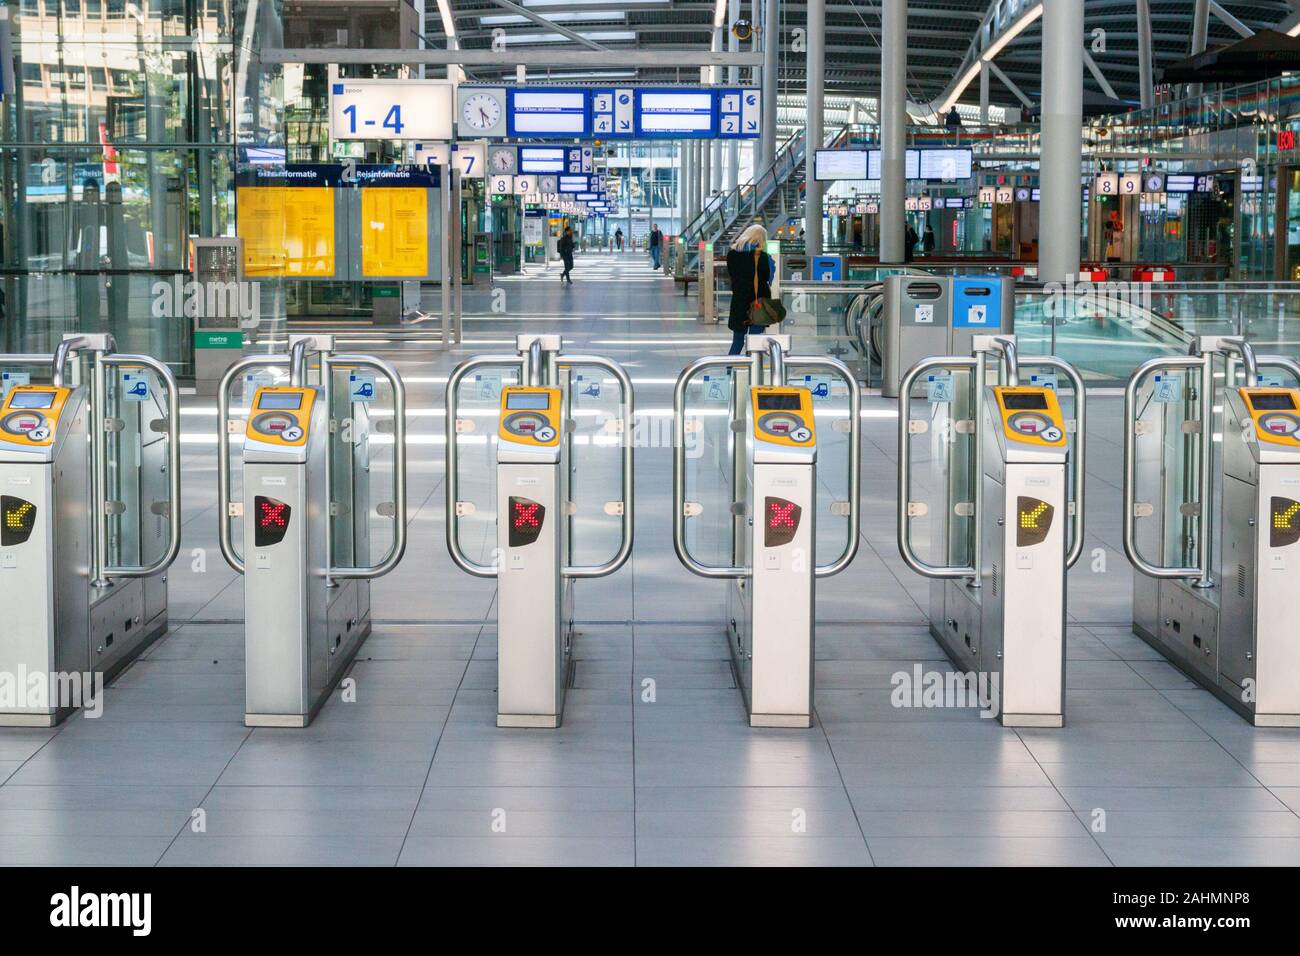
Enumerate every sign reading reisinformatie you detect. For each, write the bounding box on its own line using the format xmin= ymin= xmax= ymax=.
xmin=330 ymin=79 xmax=454 ymax=141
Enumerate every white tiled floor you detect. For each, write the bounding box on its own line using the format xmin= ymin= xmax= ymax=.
xmin=4 ymin=253 xmax=1300 ymax=866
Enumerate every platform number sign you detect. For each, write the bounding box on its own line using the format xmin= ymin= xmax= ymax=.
xmin=454 ymin=142 xmax=487 ymax=179
xmin=329 ymin=80 xmax=454 ymax=142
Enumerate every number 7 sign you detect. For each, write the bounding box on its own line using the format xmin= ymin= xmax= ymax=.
xmin=454 ymin=142 xmax=486 ymax=179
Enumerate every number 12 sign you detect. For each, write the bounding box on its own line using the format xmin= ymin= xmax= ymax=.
xmin=330 ymin=79 xmax=454 ymax=142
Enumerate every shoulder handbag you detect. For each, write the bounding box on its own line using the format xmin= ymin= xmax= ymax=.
xmin=747 ymin=250 xmax=786 ymax=327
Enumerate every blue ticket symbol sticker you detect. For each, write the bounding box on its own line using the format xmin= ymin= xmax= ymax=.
xmin=803 ymin=374 xmax=832 ymax=401
xmin=576 ymin=373 xmax=601 ymax=399
xmin=349 ymin=372 xmax=376 ymax=403
xmin=1153 ymin=373 xmax=1182 ymax=403
xmin=1 ymin=370 xmax=30 ymax=398
xmin=1027 ymin=371 xmax=1058 ymax=392
xmin=926 ymin=373 xmax=953 ymax=404
xmin=121 ymin=372 xmax=149 ymax=402
xmin=475 ymin=373 xmax=501 ymax=402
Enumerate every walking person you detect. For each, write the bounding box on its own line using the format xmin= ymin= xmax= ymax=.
xmin=558 ymin=225 xmax=576 ymax=285
xmin=725 ymin=224 xmax=777 ymax=355
xmin=649 ymin=223 xmax=663 ymax=269
xmin=614 ymin=227 xmax=624 ymax=252
xmin=922 ymin=223 xmax=936 ymax=256
xmin=904 ymin=223 xmax=919 ymax=263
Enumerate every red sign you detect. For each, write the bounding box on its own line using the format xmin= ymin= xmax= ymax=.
xmin=1280 ymin=130 xmax=1297 ymax=151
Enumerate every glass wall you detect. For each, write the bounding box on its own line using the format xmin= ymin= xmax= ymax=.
xmin=0 ymin=0 xmax=241 ymax=376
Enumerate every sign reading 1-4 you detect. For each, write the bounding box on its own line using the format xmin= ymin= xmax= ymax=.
xmin=330 ymin=79 xmax=454 ymax=142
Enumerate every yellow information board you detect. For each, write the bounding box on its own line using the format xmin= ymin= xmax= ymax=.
xmin=360 ymin=188 xmax=429 ymax=277
xmin=236 ymin=187 xmax=336 ymax=277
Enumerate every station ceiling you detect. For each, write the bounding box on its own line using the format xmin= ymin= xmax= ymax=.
xmin=427 ymin=1 xmax=1298 ymax=111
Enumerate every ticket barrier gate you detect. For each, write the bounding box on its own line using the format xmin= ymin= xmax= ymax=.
xmin=446 ymin=335 xmax=634 ymax=728
xmin=881 ymin=275 xmax=1015 ymax=398
xmin=0 ymin=334 xmax=181 ymax=726
xmin=217 ymin=335 xmax=408 ymax=727
xmin=898 ymin=336 xmax=1087 ymax=727
xmin=672 ymin=335 xmax=861 ymax=727
xmin=1124 ymin=336 xmax=1300 ymax=725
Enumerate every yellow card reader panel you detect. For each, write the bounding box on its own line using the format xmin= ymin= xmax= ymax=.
xmin=247 ymin=387 xmax=315 ymax=446
xmin=499 ymin=387 xmax=561 ymax=446
xmin=0 ymin=385 xmax=73 ymax=447
xmin=994 ymin=386 xmax=1067 ymax=447
xmin=751 ymin=387 xmax=815 ymax=447
xmin=1240 ymin=388 xmax=1300 ymax=447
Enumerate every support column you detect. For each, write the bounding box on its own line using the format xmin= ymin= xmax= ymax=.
xmin=1040 ymin=0 xmax=1083 ymax=283
xmin=1136 ymin=0 xmax=1154 ymax=109
xmin=726 ymin=0 xmax=740 ymax=191
xmin=1190 ymin=0 xmax=1210 ymax=97
xmin=679 ymin=140 xmax=690 ymax=231
xmin=701 ymin=136 xmax=712 ymax=213
xmin=761 ymin=0 xmax=779 ymax=171
xmin=804 ymin=0 xmax=825 ymax=255
xmin=979 ymin=61 xmax=990 ymax=124
xmin=879 ymin=0 xmax=905 ymax=262
xmin=691 ymin=141 xmax=701 ymax=223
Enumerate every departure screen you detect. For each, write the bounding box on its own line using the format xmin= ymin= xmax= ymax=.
xmin=1 ymin=496 xmax=36 ymax=546
xmin=257 ymin=392 xmax=303 ymax=410
xmin=1250 ymin=393 xmax=1297 ymax=411
xmin=506 ymin=392 xmax=551 ymax=411
xmin=757 ymin=393 xmax=802 ymax=411
xmin=7 ymin=391 xmax=55 ymax=410
xmin=1002 ymin=392 xmax=1049 ymax=410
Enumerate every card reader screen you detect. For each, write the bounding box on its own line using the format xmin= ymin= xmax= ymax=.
xmin=757 ymin=393 xmax=802 ymax=411
xmin=1250 ymin=393 xmax=1297 ymax=410
xmin=506 ymin=392 xmax=551 ymax=410
xmin=7 ymin=391 xmax=55 ymax=409
xmin=257 ymin=392 xmax=303 ymax=410
xmin=1002 ymin=392 xmax=1049 ymax=410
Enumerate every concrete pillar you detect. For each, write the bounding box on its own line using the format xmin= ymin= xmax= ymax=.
xmin=879 ymin=0 xmax=905 ymax=262
xmin=804 ymin=0 xmax=825 ymax=255
xmin=979 ymin=62 xmax=989 ymax=124
xmin=701 ymin=136 xmax=712 ymax=212
xmin=726 ymin=0 xmax=740 ymax=191
xmin=1136 ymin=0 xmax=1155 ymax=109
xmin=761 ymin=0 xmax=779 ymax=171
xmin=1040 ymin=0 xmax=1084 ymax=283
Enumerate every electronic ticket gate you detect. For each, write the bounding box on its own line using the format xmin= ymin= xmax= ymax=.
xmin=0 ymin=334 xmax=181 ymax=726
xmin=673 ymin=335 xmax=861 ymax=727
xmin=881 ymin=275 xmax=1015 ymax=398
xmin=446 ymin=335 xmax=634 ymax=728
xmin=1124 ymin=336 xmax=1300 ymax=725
xmin=217 ymin=335 xmax=408 ymax=727
xmin=898 ymin=335 xmax=1087 ymax=727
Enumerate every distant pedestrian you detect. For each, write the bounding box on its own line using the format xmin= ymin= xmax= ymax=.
xmin=614 ymin=227 xmax=624 ymax=251
xmin=559 ymin=226 xmax=575 ymax=284
xmin=946 ymin=107 xmax=963 ymax=129
xmin=922 ymin=224 xmax=936 ymax=255
xmin=904 ymin=223 xmax=919 ymax=263
xmin=649 ymin=223 xmax=663 ymax=269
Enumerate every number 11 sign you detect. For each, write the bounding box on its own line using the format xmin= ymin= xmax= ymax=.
xmin=330 ymin=79 xmax=454 ymax=142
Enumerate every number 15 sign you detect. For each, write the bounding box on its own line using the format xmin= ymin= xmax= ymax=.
xmin=330 ymin=79 xmax=454 ymax=142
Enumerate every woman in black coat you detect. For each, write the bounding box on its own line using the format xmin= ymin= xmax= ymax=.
xmin=725 ymin=223 xmax=775 ymax=355
xmin=558 ymin=226 xmax=575 ymax=284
